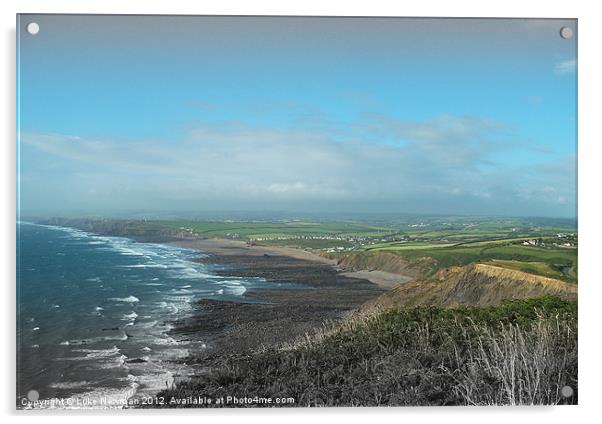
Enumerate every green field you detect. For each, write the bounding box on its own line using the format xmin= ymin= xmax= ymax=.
xmin=363 ymin=239 xmax=577 ymax=282
xmin=47 ymin=215 xmax=576 ymax=282
xmin=154 ymin=216 xmax=574 ymax=244
xmin=151 ymin=217 xmax=578 ymax=281
xmin=158 ymin=220 xmax=395 ymax=240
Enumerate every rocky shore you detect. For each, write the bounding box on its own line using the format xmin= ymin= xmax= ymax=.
xmin=167 ymin=238 xmax=389 ymax=360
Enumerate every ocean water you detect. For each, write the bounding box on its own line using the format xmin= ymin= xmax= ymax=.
xmin=16 ymin=222 xmax=276 ymax=408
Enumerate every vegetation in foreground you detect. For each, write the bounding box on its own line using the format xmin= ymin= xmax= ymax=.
xmin=156 ymin=296 xmax=577 ymax=407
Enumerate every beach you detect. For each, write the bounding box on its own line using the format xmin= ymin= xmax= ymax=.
xmin=167 ymin=238 xmax=405 ymax=360
xmin=17 ymin=224 xmax=411 ymax=407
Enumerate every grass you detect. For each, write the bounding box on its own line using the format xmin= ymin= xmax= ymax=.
xmin=158 ymin=220 xmax=395 ymax=240
xmin=125 ymin=218 xmax=576 ymax=253
xmin=362 ymin=239 xmax=578 ymax=282
xmin=43 ymin=216 xmax=577 ymax=281
xmin=155 ymin=296 xmax=577 ymax=407
xmin=254 ymin=238 xmax=354 ymax=249
xmin=488 ymin=259 xmax=566 ymax=280
xmin=365 ymin=242 xmax=457 ymax=250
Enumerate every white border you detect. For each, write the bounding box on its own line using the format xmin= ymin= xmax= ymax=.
xmin=2 ymin=1 xmax=600 ymax=423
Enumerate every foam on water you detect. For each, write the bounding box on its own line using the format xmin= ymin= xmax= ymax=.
xmin=49 ymin=381 xmax=91 ymax=390
xmin=110 ymin=296 xmax=140 ymax=303
xmin=73 ymin=346 xmax=121 ymax=358
xmin=18 ymin=222 xmax=282 ymax=408
xmin=122 ymin=312 xmax=138 ymax=320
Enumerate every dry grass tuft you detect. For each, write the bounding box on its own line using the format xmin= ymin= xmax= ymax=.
xmin=154 ymin=296 xmax=577 ymax=407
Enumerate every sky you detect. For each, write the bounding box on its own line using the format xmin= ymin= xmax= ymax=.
xmin=17 ymin=15 xmax=577 ymax=218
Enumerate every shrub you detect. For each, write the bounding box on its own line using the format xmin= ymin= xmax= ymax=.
xmin=154 ymin=296 xmax=577 ymax=407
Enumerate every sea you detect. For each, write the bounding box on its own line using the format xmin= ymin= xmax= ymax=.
xmin=16 ymin=221 xmax=279 ymax=409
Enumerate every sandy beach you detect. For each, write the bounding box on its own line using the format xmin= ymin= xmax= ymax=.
xmin=170 ymin=238 xmax=336 ymax=264
xmin=170 ymin=238 xmax=409 ymax=288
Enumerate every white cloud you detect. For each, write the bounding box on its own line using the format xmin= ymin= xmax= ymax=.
xmin=18 ymin=114 xmax=576 ymax=216
xmin=554 ymin=59 xmax=576 ymax=75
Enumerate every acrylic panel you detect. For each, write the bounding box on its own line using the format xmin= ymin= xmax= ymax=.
xmin=16 ymin=15 xmax=577 ymax=409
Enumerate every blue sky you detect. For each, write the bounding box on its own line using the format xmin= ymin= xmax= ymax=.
xmin=17 ymin=16 xmax=577 ymax=217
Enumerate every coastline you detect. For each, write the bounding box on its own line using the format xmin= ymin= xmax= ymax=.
xmin=19 ymin=224 xmax=412 ymax=407
xmin=168 ymin=238 xmax=337 ymax=264
xmin=164 ymin=237 xmax=409 ymax=367
xmin=19 ymin=225 xmax=578 ymax=407
xmin=169 ymin=238 xmax=412 ymax=289
xmin=17 ymin=223 xmax=208 ymax=409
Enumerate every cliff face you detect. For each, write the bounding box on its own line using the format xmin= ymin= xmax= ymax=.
xmin=337 ymin=251 xmax=435 ymax=278
xmin=359 ymin=263 xmax=578 ymax=314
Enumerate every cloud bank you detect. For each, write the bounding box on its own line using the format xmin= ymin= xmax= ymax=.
xmin=19 ymin=113 xmax=576 ymax=217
